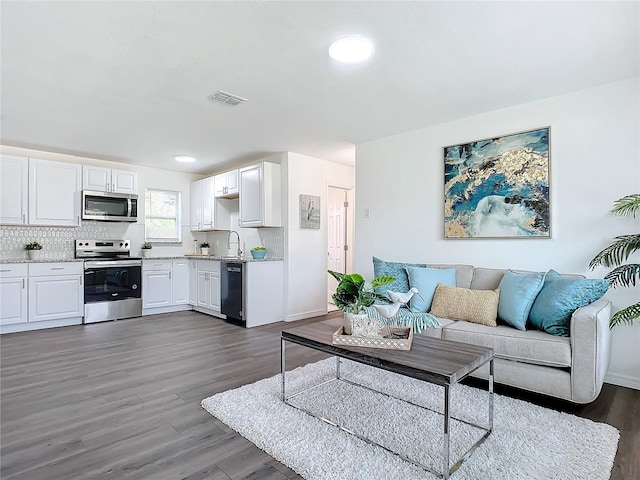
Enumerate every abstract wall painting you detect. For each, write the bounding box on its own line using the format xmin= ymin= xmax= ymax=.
xmin=300 ymin=194 xmax=321 ymax=229
xmin=444 ymin=127 xmax=550 ymax=239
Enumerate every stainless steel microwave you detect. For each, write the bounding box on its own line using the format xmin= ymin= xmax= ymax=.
xmin=82 ymin=190 xmax=138 ymax=222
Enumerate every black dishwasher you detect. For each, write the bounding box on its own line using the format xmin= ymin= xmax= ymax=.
xmin=221 ymin=262 xmax=245 ymax=326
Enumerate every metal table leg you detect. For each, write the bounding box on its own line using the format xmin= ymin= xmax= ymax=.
xmin=443 ymin=384 xmax=450 ymax=479
xmin=280 ymin=337 xmax=286 ymax=401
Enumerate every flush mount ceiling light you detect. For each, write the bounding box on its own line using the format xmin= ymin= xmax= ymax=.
xmin=329 ymin=35 xmax=374 ymax=63
xmin=175 ymin=155 xmax=196 ymax=163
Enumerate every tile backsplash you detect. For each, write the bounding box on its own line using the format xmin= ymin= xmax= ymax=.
xmin=1 ymin=223 xmax=285 ymax=260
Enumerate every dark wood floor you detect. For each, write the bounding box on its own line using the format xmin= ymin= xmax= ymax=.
xmin=1 ymin=311 xmax=638 ymax=480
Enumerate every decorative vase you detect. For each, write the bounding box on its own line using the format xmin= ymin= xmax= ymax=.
xmin=343 ymin=312 xmax=369 ymax=336
xmin=201 ymin=248 xmax=210 ymax=255
xmin=142 ymin=249 xmax=151 ymax=258
xmin=27 ymin=250 xmax=41 ymax=260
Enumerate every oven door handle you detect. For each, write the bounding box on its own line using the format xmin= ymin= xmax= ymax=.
xmin=84 ymin=260 xmax=142 ymax=269
xmin=85 ymin=271 xmax=96 ymax=275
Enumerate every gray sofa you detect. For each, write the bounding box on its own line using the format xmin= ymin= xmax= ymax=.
xmin=422 ymin=264 xmax=612 ymax=404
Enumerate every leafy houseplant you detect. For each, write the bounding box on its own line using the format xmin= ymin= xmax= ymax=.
xmin=589 ymin=194 xmax=640 ymax=327
xmin=25 ymin=241 xmax=43 ymax=251
xmin=25 ymin=241 xmax=43 ymax=260
xmin=141 ymin=242 xmax=152 ymax=257
xmin=328 ymin=270 xmax=395 ymax=335
xmin=328 ymin=271 xmax=395 ymax=314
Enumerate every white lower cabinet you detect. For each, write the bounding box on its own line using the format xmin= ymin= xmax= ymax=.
xmin=172 ymin=259 xmax=189 ymax=306
xmin=0 ymin=264 xmax=28 ymax=326
xmin=27 ymin=263 xmax=84 ymax=324
xmin=142 ymin=259 xmax=192 ymax=314
xmin=142 ymin=261 xmax=172 ymax=309
xmin=189 ymin=260 xmax=198 ymax=306
xmin=195 ymin=260 xmax=221 ymax=314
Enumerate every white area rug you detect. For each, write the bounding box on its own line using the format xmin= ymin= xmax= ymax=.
xmin=201 ymin=358 xmax=619 ymax=480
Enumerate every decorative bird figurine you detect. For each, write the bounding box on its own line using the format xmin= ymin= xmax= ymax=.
xmin=373 ymin=302 xmax=402 ymax=319
xmin=388 ymin=288 xmax=425 ymax=306
xmin=373 ymin=301 xmax=403 ymax=339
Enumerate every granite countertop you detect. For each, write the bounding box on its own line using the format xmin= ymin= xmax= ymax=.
xmin=1 ymin=256 xmax=283 ymax=264
xmin=144 ymin=255 xmax=283 ymax=263
xmin=0 ymin=258 xmax=84 ymax=264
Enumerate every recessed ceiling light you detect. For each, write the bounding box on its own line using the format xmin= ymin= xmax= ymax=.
xmin=329 ymin=36 xmax=374 ymax=63
xmin=175 ymin=155 xmax=196 ymax=163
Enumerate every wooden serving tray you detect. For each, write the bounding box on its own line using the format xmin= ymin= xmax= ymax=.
xmin=332 ymin=326 xmax=413 ymax=351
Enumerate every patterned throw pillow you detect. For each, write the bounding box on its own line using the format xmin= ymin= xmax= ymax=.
xmin=372 ymin=257 xmax=427 ymax=300
xmin=430 ymin=284 xmax=500 ymax=327
xmin=528 ymin=270 xmax=609 ymax=336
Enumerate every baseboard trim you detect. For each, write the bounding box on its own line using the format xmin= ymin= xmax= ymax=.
xmin=605 ymin=372 xmax=640 ymax=390
xmin=284 ymin=309 xmax=328 ymax=322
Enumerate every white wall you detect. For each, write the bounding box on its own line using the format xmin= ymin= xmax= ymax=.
xmin=0 ymin=145 xmax=206 ymax=257
xmin=354 ymin=78 xmax=640 ymax=389
xmin=283 ymin=152 xmax=355 ymax=321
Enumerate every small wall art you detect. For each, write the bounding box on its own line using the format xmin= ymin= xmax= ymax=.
xmin=443 ymin=127 xmax=550 ymax=239
xmin=300 ymin=194 xmax=321 ymax=229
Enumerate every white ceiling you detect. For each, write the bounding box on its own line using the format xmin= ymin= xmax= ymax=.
xmin=1 ymin=1 xmax=638 ymax=174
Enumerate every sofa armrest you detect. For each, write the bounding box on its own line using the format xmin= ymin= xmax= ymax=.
xmin=570 ymin=298 xmax=612 ymax=403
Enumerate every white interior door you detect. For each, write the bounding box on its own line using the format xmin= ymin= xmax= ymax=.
xmin=327 ymin=187 xmax=348 ymax=303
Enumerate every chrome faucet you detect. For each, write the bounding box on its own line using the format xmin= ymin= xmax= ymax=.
xmin=227 ymin=230 xmax=242 ymax=257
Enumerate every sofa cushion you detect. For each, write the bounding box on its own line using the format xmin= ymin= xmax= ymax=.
xmin=372 ymin=257 xmax=427 ymax=298
xmin=406 ymin=266 xmax=456 ymax=312
xmin=529 ymin=270 xmax=609 ymax=336
xmin=441 ymin=321 xmax=572 ymax=368
xmin=497 ymin=270 xmax=545 ymax=331
xmin=470 ymin=267 xmax=508 ymax=290
xmin=428 ymin=264 xmax=474 ymax=289
xmin=430 ymin=284 xmax=500 ymax=327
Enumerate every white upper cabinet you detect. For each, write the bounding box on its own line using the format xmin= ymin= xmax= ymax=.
xmin=83 ymin=166 xmax=137 ymax=194
xmin=29 ymin=158 xmax=82 ymax=226
xmin=239 ymin=162 xmax=282 ymax=227
xmin=190 ymin=176 xmax=215 ymax=231
xmin=191 ymin=176 xmax=232 ymax=231
xmin=214 ymin=169 xmax=239 ymax=198
xmin=0 ymin=155 xmax=28 ymax=225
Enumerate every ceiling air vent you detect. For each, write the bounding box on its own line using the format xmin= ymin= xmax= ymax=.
xmin=207 ymin=90 xmax=248 ymax=107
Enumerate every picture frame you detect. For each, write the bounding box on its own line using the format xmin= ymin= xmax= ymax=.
xmin=300 ymin=194 xmax=320 ymax=229
xmin=443 ymin=127 xmax=550 ymax=239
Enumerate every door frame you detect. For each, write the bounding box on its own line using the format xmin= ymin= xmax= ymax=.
xmin=326 ymin=183 xmax=354 ymax=308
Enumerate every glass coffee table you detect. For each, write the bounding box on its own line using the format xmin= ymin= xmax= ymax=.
xmin=281 ymin=319 xmax=494 ymax=479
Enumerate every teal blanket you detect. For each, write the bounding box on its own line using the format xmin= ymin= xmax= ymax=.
xmin=361 ymin=306 xmax=440 ymax=333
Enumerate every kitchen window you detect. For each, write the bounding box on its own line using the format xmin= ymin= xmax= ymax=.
xmin=145 ymin=189 xmax=181 ymax=242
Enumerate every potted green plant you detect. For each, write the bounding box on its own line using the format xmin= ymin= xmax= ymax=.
xmin=589 ymin=193 xmax=640 ymax=327
xmin=328 ymin=270 xmax=395 ymax=334
xmin=141 ymin=242 xmax=152 ymax=258
xmin=25 ymin=241 xmax=43 ymax=260
xmin=200 ymin=242 xmax=211 ymax=255
xmin=250 ymin=246 xmax=267 ymax=260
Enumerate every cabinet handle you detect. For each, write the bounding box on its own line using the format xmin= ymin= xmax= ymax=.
xmin=169 ymin=271 xmax=172 ymax=280
xmin=51 ymin=267 xmax=64 ymax=270
xmin=22 ymin=213 xmax=26 ymax=224
xmin=0 ymin=269 xmax=9 ymax=272
xmin=153 ymin=263 xmax=163 ymax=267
xmin=80 ymin=276 xmax=82 ymax=286
xmin=23 ymin=278 xmax=26 ymax=288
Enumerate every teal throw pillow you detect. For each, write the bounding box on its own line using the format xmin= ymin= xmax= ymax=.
xmin=528 ymin=270 xmax=609 ymax=336
xmin=372 ymin=257 xmax=427 ymax=300
xmin=497 ymin=270 xmax=545 ymax=331
xmin=406 ymin=266 xmax=457 ymax=313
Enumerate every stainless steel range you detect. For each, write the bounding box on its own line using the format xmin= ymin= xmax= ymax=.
xmin=75 ymin=239 xmax=142 ymax=323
